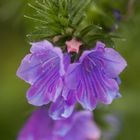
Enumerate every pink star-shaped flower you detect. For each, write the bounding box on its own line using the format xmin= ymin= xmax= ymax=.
xmin=66 ymin=38 xmax=82 ymax=53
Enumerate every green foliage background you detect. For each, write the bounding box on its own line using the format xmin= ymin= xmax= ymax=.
xmin=0 ymin=0 xmax=140 ymax=139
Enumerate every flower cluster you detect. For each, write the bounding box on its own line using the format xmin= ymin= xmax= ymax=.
xmin=17 ymin=39 xmax=127 ymax=120
xmin=16 ymin=1 xmax=128 ymax=139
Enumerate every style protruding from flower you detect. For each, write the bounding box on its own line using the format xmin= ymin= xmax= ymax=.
xmin=66 ymin=38 xmax=82 ymax=53
xmin=17 ymin=107 xmax=101 ymax=140
xmin=17 ymin=40 xmax=127 ymax=119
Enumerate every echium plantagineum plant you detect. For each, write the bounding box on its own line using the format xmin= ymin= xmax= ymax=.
xmin=17 ymin=0 xmax=127 ymax=140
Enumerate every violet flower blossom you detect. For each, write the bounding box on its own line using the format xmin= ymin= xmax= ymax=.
xmin=17 ymin=107 xmax=101 ymax=140
xmin=17 ymin=40 xmax=76 ymax=119
xmin=17 ymin=40 xmax=127 ymax=119
xmin=65 ymin=41 xmax=127 ymax=110
xmin=113 ymin=9 xmax=122 ymax=22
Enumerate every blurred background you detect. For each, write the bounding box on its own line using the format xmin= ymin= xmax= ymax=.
xmin=0 ymin=0 xmax=140 ymax=139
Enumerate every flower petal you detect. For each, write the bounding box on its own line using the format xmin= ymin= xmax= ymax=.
xmin=17 ymin=40 xmax=65 ymax=84
xmin=27 ymin=78 xmax=63 ymax=106
xmin=94 ymin=41 xmax=127 ymax=78
xmin=30 ymin=40 xmax=54 ymax=53
xmin=65 ymin=63 xmax=81 ymax=89
xmin=49 ymin=90 xmax=76 ymax=120
xmin=17 ymin=40 xmax=65 ymax=106
xmin=62 ymin=111 xmax=101 ymax=140
xmin=63 ymin=53 xmax=71 ymax=71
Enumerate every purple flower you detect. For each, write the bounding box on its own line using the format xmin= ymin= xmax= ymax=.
xmin=17 ymin=40 xmax=127 ymax=118
xmin=17 ymin=40 xmax=75 ymax=119
xmin=65 ymin=41 xmax=127 ymax=110
xmin=17 ymin=107 xmax=101 ymax=140
xmin=17 ymin=40 xmax=65 ymax=106
xmin=113 ymin=9 xmax=122 ymax=22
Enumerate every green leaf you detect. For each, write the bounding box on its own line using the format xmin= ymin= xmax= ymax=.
xmin=71 ymin=0 xmax=91 ymax=26
xmin=25 ymin=0 xmax=121 ymax=48
xmin=80 ymin=24 xmax=102 ymax=38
